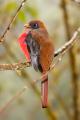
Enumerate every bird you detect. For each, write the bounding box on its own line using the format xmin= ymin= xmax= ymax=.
xmin=18 ymin=20 xmax=54 ymax=108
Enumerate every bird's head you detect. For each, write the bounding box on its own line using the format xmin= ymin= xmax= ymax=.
xmin=18 ymin=20 xmax=47 ymax=45
xmin=24 ymin=20 xmax=46 ymax=31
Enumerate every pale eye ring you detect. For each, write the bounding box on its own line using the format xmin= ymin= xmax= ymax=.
xmin=31 ymin=23 xmax=39 ymax=29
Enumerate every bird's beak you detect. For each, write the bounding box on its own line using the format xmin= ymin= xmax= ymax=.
xmin=24 ymin=24 xmax=30 ymax=28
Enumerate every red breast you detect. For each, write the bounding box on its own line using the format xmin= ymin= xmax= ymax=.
xmin=18 ymin=32 xmax=30 ymax=61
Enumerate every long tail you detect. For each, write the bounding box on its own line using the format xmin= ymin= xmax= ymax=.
xmin=41 ymin=74 xmax=48 ymax=108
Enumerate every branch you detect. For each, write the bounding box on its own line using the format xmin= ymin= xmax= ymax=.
xmin=0 ymin=0 xmax=27 ymax=43
xmin=0 ymin=27 xmax=79 ymax=71
xmin=54 ymin=27 xmax=80 ymax=57
xmin=0 ymin=62 xmax=30 ymax=70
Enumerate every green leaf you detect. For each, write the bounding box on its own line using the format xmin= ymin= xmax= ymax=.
xmin=18 ymin=11 xmax=26 ymax=22
xmin=5 ymin=2 xmax=17 ymax=12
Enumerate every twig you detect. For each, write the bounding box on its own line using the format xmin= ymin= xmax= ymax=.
xmin=0 ymin=62 xmax=30 ymax=70
xmin=54 ymin=27 xmax=80 ymax=57
xmin=0 ymin=87 xmax=27 ymax=114
xmin=0 ymin=0 xmax=27 ymax=43
xmin=45 ymin=104 xmax=57 ymax=120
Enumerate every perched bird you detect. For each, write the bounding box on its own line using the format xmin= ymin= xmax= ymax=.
xmin=18 ymin=20 xmax=54 ymax=108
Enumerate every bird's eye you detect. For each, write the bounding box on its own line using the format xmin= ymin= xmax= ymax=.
xmin=31 ymin=23 xmax=39 ymax=29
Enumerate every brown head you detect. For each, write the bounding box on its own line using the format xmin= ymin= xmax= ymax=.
xmin=24 ymin=20 xmax=49 ymax=40
xmin=24 ymin=20 xmax=47 ymax=31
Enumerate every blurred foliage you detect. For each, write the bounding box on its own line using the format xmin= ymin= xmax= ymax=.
xmin=0 ymin=0 xmax=80 ymax=120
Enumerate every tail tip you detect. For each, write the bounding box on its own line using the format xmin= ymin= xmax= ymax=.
xmin=42 ymin=103 xmax=48 ymax=108
xmin=42 ymin=106 xmax=47 ymax=108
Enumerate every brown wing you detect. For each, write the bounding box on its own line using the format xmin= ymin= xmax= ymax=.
xmin=31 ymin=29 xmax=54 ymax=72
xmin=39 ymin=41 xmax=54 ymax=72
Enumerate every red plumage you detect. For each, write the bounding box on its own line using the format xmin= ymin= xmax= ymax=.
xmin=18 ymin=32 xmax=30 ymax=62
